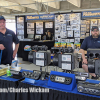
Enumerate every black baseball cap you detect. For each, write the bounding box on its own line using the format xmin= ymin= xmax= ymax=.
xmin=91 ymin=26 xmax=99 ymax=31
xmin=0 ymin=16 xmax=6 ymax=21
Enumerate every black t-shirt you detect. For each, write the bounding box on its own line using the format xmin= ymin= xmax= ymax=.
xmin=0 ymin=28 xmax=19 ymax=64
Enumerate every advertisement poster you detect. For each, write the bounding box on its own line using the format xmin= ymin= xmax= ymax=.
xmin=36 ymin=28 xmax=43 ymax=34
xmin=17 ymin=23 xmax=24 ymax=29
xmin=55 ymin=24 xmax=61 ymax=33
xmin=68 ymin=31 xmax=73 ymax=37
xmin=91 ymin=19 xmax=98 ymax=26
xmin=71 ymin=25 xmax=80 ymax=30
xmin=74 ymin=30 xmax=80 ymax=37
xmin=27 ymin=29 xmax=34 ymax=34
xmin=75 ymin=38 xmax=80 ymax=43
xmin=17 ymin=30 xmax=24 ymax=35
xmin=27 ymin=23 xmax=34 ymax=28
xmin=36 ymin=22 xmax=43 ymax=28
xmin=45 ymin=22 xmax=53 ymax=28
xmin=17 ymin=17 xmax=24 ymax=23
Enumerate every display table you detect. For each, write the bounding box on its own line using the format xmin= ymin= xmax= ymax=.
xmin=16 ymin=79 xmax=100 ymax=100
xmin=16 ymin=69 xmax=100 ymax=100
xmin=0 ymin=69 xmax=100 ymax=100
xmin=0 ymin=75 xmax=24 ymax=100
xmin=17 ymin=40 xmax=54 ymax=61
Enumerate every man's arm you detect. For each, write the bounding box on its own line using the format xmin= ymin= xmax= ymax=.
xmin=13 ymin=43 xmax=19 ymax=59
xmin=80 ymin=49 xmax=87 ymax=64
xmin=0 ymin=44 xmax=5 ymax=50
xmin=80 ymin=49 xmax=85 ymax=60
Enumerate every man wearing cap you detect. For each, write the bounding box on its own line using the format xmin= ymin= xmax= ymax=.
xmin=80 ymin=26 xmax=100 ymax=79
xmin=0 ymin=16 xmax=19 ymax=65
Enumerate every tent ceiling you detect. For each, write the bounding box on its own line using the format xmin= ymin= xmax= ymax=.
xmin=0 ymin=0 xmax=100 ymax=19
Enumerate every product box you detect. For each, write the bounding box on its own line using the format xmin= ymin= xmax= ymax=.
xmin=67 ymin=43 xmax=73 ymax=48
xmin=54 ymin=42 xmax=60 ymax=47
xmin=60 ymin=42 xmax=66 ymax=47
xmin=74 ymin=43 xmax=81 ymax=53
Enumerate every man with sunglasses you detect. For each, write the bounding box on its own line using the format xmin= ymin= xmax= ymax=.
xmin=80 ymin=26 xmax=100 ymax=79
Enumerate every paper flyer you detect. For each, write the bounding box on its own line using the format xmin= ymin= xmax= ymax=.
xmin=91 ymin=19 xmax=98 ymax=26
xmin=68 ymin=31 xmax=73 ymax=37
xmin=61 ymin=39 xmax=66 ymax=42
xmin=58 ymin=38 xmax=61 ymax=42
xmin=17 ymin=17 xmax=24 ymax=23
xmin=55 ymin=34 xmax=60 ymax=42
xmin=81 ymin=32 xmax=85 ymax=35
xmin=27 ymin=23 xmax=34 ymax=28
xmin=86 ymin=20 xmax=90 ymax=24
xmin=36 ymin=28 xmax=43 ymax=34
xmin=17 ymin=23 xmax=24 ymax=29
xmin=71 ymin=25 xmax=80 ymax=30
xmin=27 ymin=29 xmax=34 ymax=34
xmin=66 ymin=39 xmax=70 ymax=43
xmin=81 ymin=25 xmax=86 ymax=28
xmin=57 ymin=14 xmax=65 ymax=22
xmin=70 ymin=20 xmax=80 ymax=25
xmin=36 ymin=22 xmax=43 ymax=28
xmin=67 ymin=26 xmax=71 ymax=30
xmin=75 ymin=38 xmax=80 ymax=43
xmin=64 ymin=14 xmax=70 ymax=20
xmin=81 ymin=28 xmax=86 ymax=31
xmin=70 ymin=39 xmax=74 ymax=42
xmin=17 ymin=30 xmax=24 ymax=35
xmin=60 ymin=32 xmax=67 ymax=38
xmin=70 ymin=13 xmax=80 ymax=21
xmin=81 ymin=20 xmax=86 ymax=24
xmin=45 ymin=22 xmax=53 ymax=28
xmin=55 ymin=24 xmax=61 ymax=33
xmin=74 ymin=30 xmax=80 ymax=37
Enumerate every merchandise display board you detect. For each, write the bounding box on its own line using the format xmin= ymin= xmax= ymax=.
xmin=80 ymin=20 xmax=90 ymax=39
xmin=81 ymin=10 xmax=100 ymax=39
xmin=55 ymin=13 xmax=81 ymax=49
xmin=16 ymin=16 xmax=25 ymax=40
xmin=27 ymin=22 xmax=34 ymax=38
xmin=26 ymin=14 xmax=55 ymax=40
xmin=16 ymin=14 xmax=55 ymax=58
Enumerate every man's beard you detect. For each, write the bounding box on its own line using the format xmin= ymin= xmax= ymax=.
xmin=92 ymin=34 xmax=99 ymax=38
xmin=0 ymin=26 xmax=5 ymax=30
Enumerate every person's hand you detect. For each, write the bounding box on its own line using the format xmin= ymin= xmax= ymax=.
xmin=82 ymin=58 xmax=87 ymax=64
xmin=13 ymin=50 xmax=17 ymax=59
xmin=0 ymin=44 xmax=5 ymax=50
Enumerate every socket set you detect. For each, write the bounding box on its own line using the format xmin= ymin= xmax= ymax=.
xmin=50 ymin=75 xmax=72 ymax=85
xmin=22 ymin=71 xmax=41 ymax=80
xmin=77 ymin=81 xmax=100 ymax=95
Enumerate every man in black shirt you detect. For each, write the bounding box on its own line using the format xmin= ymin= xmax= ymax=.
xmin=0 ymin=16 xmax=19 ymax=65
